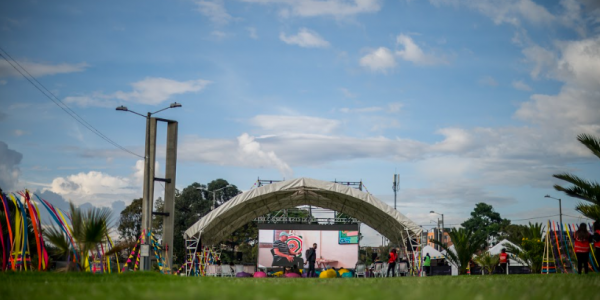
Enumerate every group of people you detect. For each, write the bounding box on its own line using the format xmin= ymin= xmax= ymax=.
xmin=369 ymin=248 xmax=412 ymax=277
xmin=573 ymin=222 xmax=600 ymax=274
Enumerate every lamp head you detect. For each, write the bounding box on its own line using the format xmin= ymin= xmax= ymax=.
xmin=430 ymin=210 xmax=435 ymax=214
xmin=169 ymin=102 xmax=182 ymax=108
xmin=116 ymin=105 xmax=128 ymax=111
xmin=544 ymin=195 xmax=550 ymax=198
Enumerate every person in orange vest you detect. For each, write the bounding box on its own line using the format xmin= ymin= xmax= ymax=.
xmin=574 ymin=223 xmax=592 ymax=274
xmin=499 ymin=248 xmax=509 ymax=274
xmin=387 ymin=248 xmax=398 ymax=277
xmin=593 ymin=221 xmax=600 ymax=266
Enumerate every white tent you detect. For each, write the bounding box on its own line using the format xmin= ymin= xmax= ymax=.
xmin=441 ymin=245 xmax=459 ymax=276
xmin=422 ymin=245 xmax=445 ymax=260
xmin=487 ymin=239 xmax=526 ymax=266
xmin=184 ymin=177 xmax=423 ymax=246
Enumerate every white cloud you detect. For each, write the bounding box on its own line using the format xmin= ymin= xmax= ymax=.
xmin=0 ymin=60 xmax=88 ymax=78
xmin=512 ymin=80 xmax=532 ymax=91
xmin=177 ymin=133 xmax=293 ymax=177
xmin=340 ymin=103 xmax=403 ymax=114
xmin=12 ymin=129 xmax=29 ymax=136
xmin=247 ymin=27 xmax=258 ymax=39
xmin=478 ymin=75 xmax=498 ymax=86
xmin=522 ymin=45 xmax=556 ymax=79
xmin=340 ymin=107 xmax=382 ymax=113
xmin=237 ymin=133 xmax=293 ymax=177
xmin=280 ymin=28 xmax=330 ymax=48
xmin=210 ymin=30 xmax=229 ymax=39
xmin=430 ymin=128 xmax=473 ymax=153
xmin=388 ymin=102 xmax=403 ymax=113
xmin=240 ymin=0 xmax=381 ymax=18
xmin=359 ymin=47 xmax=396 ymax=73
xmin=250 ymin=115 xmax=340 ymax=134
xmin=49 ymin=171 xmax=134 ymax=207
xmin=395 ymin=34 xmax=446 ymax=65
xmin=430 ymin=0 xmax=555 ymax=27
xmin=0 ymin=141 xmax=22 ymax=191
xmin=195 ymin=0 xmax=234 ymax=25
xmin=339 ymin=87 xmax=357 ymax=98
xmin=64 ymin=77 xmax=211 ymax=107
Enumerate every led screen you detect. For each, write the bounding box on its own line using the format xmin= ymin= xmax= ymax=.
xmin=258 ymin=229 xmax=358 ymax=269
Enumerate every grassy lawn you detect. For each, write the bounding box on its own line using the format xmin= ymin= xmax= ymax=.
xmin=1 ymin=272 xmax=599 ymax=300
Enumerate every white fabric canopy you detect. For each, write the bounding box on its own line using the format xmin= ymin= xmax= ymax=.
xmin=422 ymin=245 xmax=445 ymax=260
xmin=487 ymin=239 xmax=526 ymax=266
xmin=184 ymin=177 xmax=422 ymax=245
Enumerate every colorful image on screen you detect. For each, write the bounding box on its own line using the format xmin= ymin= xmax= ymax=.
xmin=339 ymin=230 xmax=359 ymax=244
xmin=258 ymin=229 xmax=358 ymax=269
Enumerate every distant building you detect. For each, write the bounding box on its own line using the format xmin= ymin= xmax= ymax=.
xmin=427 ymin=229 xmax=453 ymax=250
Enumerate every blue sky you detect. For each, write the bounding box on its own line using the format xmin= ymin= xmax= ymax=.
xmin=1 ymin=0 xmax=600 ymax=245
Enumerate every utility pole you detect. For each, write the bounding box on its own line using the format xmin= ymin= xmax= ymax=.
xmin=117 ymin=102 xmax=180 ymax=271
xmin=392 ymin=173 xmax=400 ymax=210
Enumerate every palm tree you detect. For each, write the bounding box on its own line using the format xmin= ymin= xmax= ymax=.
xmin=473 ymin=252 xmax=499 ymax=275
xmin=432 ymin=228 xmax=486 ymax=275
xmin=553 ymin=133 xmax=600 ymax=221
xmin=43 ymin=202 xmax=112 ymax=271
xmin=505 ymin=222 xmax=544 ymax=273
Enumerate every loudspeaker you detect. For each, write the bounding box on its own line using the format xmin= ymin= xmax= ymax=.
xmin=236 ymin=252 xmax=243 ymax=261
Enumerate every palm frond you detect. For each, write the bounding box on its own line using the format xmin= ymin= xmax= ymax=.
xmin=473 ymin=252 xmax=499 ymax=274
xmin=553 ymin=173 xmax=600 ymax=204
xmin=575 ymin=203 xmax=600 ymax=221
xmin=578 ymin=133 xmax=600 ymax=160
xmin=43 ymin=225 xmax=71 ymax=255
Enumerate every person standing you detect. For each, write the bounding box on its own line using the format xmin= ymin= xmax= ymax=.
xmin=306 ymin=243 xmax=317 ymax=277
xmin=499 ymin=248 xmax=509 ymax=274
xmin=423 ymin=253 xmax=431 ymax=276
xmin=593 ymin=221 xmax=600 ymax=267
xmin=387 ymin=248 xmax=398 ymax=277
xmin=574 ymin=223 xmax=592 ymax=275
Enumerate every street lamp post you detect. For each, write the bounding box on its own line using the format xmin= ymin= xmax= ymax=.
xmin=545 ymin=195 xmax=563 ymax=229
xmin=197 ymin=185 xmax=232 ymax=210
xmin=116 ymin=102 xmax=181 ymax=271
xmin=430 ymin=211 xmax=444 ymax=246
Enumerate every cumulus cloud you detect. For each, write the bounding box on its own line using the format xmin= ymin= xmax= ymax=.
xmin=512 ymin=80 xmax=532 ymax=91
xmin=340 ymin=103 xmax=403 ymax=114
xmin=49 ymin=171 xmax=135 ymax=206
xmin=240 ymin=0 xmax=381 ymax=18
xmin=177 ymin=133 xmax=293 ymax=177
xmin=478 ymin=75 xmax=498 ymax=87
xmin=359 ymin=47 xmax=396 ymax=73
xmin=250 ymin=115 xmax=340 ymax=135
xmin=0 ymin=141 xmax=23 ymax=191
xmin=280 ymin=28 xmax=330 ymax=48
xmin=195 ymin=0 xmax=234 ymax=25
xmin=0 ymin=60 xmax=88 ymax=78
xmin=395 ymin=34 xmax=446 ymax=65
xmin=247 ymin=27 xmax=258 ymax=39
xmin=64 ymin=77 xmax=210 ymax=107
xmin=430 ymin=0 xmax=555 ymax=27
xmin=339 ymin=88 xmax=357 ymax=98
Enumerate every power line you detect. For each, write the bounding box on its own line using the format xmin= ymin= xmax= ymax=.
xmin=0 ymin=46 xmax=143 ymax=159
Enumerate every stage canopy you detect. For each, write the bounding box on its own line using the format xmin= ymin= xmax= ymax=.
xmin=184 ymin=177 xmax=422 ymax=246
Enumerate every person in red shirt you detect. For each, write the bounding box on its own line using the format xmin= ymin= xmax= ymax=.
xmin=574 ymin=223 xmax=592 ymax=274
xmin=387 ymin=248 xmax=398 ymax=277
xmin=499 ymin=248 xmax=509 ymax=274
xmin=593 ymin=221 xmax=600 ymax=266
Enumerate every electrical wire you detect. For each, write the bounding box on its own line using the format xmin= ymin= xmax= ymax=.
xmin=0 ymin=46 xmax=144 ymax=159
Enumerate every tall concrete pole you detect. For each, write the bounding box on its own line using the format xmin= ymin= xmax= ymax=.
xmin=163 ymin=121 xmax=178 ymax=271
xmin=140 ymin=116 xmax=157 ymax=271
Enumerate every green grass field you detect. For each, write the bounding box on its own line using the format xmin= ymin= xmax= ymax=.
xmin=1 ymin=272 xmax=599 ymax=300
